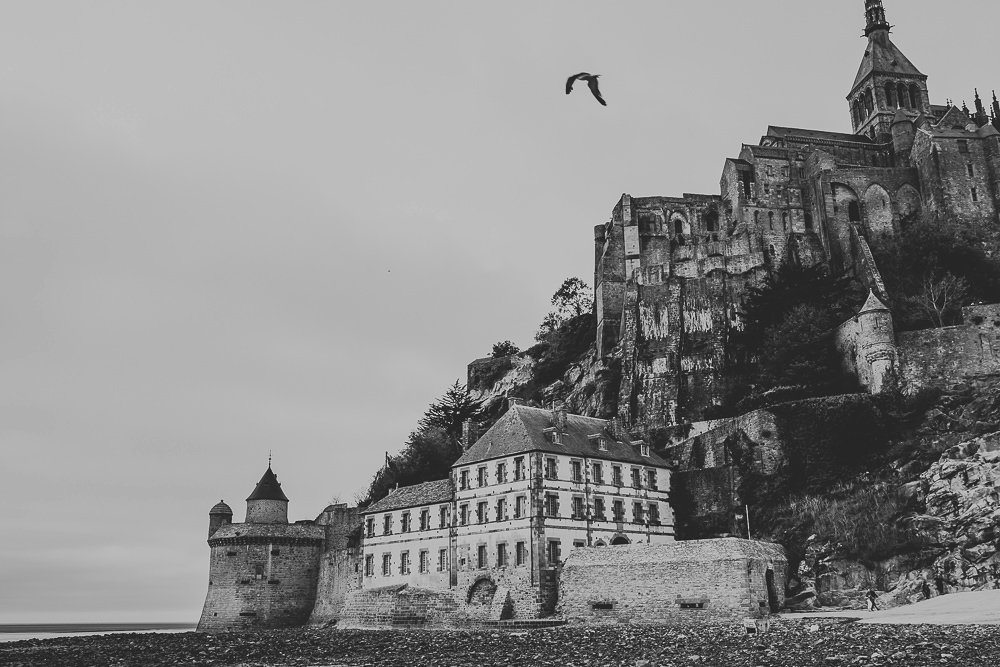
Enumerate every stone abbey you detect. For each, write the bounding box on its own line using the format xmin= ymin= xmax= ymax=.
xmin=199 ymin=1 xmax=1000 ymax=629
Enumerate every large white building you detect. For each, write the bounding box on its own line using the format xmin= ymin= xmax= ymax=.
xmin=358 ymin=403 xmax=675 ymax=618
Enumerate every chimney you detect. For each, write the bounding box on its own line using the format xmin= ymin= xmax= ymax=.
xmin=462 ymin=420 xmax=477 ymax=451
xmin=552 ymin=404 xmax=567 ymax=432
xmin=608 ymin=417 xmax=621 ymax=440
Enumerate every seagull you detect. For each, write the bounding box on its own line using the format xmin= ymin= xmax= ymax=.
xmin=566 ymin=72 xmax=606 ymax=106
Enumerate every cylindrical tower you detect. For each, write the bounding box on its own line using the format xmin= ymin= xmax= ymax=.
xmin=208 ymin=500 xmax=233 ymax=538
xmin=246 ymin=466 xmax=289 ymax=524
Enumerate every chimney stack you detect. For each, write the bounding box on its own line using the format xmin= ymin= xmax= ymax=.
xmin=462 ymin=420 xmax=478 ymax=451
xmin=507 ymin=394 xmax=522 ymax=411
xmin=553 ymin=404 xmax=567 ymax=432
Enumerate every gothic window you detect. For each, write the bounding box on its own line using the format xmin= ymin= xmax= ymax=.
xmin=909 ymin=85 xmax=920 ymax=109
xmin=768 ymin=211 xmax=775 ymax=230
xmin=885 ymin=83 xmax=896 ymax=109
xmin=897 ymin=82 xmax=908 ymax=109
xmin=864 ymin=88 xmax=874 ymax=116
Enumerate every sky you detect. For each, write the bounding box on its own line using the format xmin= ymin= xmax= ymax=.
xmin=1 ymin=0 xmax=998 ymax=624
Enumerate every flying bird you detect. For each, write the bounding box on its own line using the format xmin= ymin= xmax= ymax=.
xmin=565 ymin=72 xmax=606 ymax=106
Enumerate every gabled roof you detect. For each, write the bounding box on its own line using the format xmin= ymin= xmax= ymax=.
xmin=935 ymin=106 xmax=972 ymax=131
xmin=851 ymin=33 xmax=925 ymax=94
xmin=859 ymin=290 xmax=889 ymax=315
xmin=246 ymin=467 xmax=289 ymax=502
xmin=454 ymin=405 xmax=669 ymax=468
xmin=766 ymin=126 xmax=869 ymax=144
xmin=363 ymin=478 xmax=454 ymax=515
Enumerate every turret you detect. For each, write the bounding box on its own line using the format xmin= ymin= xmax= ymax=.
xmin=855 ymin=290 xmax=898 ymax=393
xmin=891 ymin=108 xmax=915 ymax=160
xmin=208 ymin=500 xmax=233 ymax=538
xmin=245 ymin=466 xmax=289 ymax=524
xmin=864 ymin=0 xmax=890 ymax=37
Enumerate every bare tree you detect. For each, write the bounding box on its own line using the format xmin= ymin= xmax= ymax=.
xmin=909 ymin=272 xmax=969 ymax=328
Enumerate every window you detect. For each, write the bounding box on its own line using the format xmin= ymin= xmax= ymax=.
xmin=477 ymin=544 xmax=487 ymax=569
xmin=768 ymin=211 xmax=775 ymax=230
xmin=514 ymin=456 xmax=526 ymax=481
xmin=496 ymin=462 xmax=507 ymax=483
xmin=438 ymin=548 xmax=447 ymax=572
xmin=460 ymin=503 xmax=469 ymax=526
xmin=497 ymin=543 xmax=508 ymax=568
xmin=972 ymin=187 xmax=979 ymax=202
xmin=545 ymin=457 xmax=558 ymax=480
xmin=646 ymin=469 xmax=658 ymax=490
xmin=545 ymin=493 xmax=559 ymax=518
xmin=383 ymin=514 xmax=392 ymax=535
xmin=640 ymin=443 xmax=650 ymax=457
xmin=571 ymin=460 xmax=583 ymax=483
xmin=439 ymin=505 xmax=448 ymax=528
xmin=547 ymin=429 xmax=562 ymax=445
xmin=381 ymin=554 xmax=391 ymax=576
xmin=612 ymin=465 xmax=623 ymax=486
xmin=477 ymin=501 xmax=488 ymax=524
xmin=631 ymin=468 xmax=642 ymax=489
xmin=633 ymin=502 xmax=644 ymax=524
xmin=968 ymin=164 xmax=975 ymax=177
xmin=460 ymin=469 xmax=470 ymax=490
xmin=401 ymin=512 xmax=411 ymax=533
xmin=516 ymin=541 xmax=527 ymax=566
xmin=805 ymin=212 xmax=813 ymax=230
xmin=612 ymin=499 xmax=625 ymax=522
xmin=958 ymin=140 xmax=969 ymax=154
xmin=546 ymin=540 xmax=561 ymax=565
xmin=365 ymin=517 xmax=375 ymax=538
xmin=364 ymin=554 xmax=374 ymax=577
xmin=593 ymin=497 xmax=606 ymax=520
xmin=572 ymin=496 xmax=585 ymax=520
xmin=420 ymin=508 xmax=430 ymax=531
xmin=477 ymin=466 xmax=487 ymax=487
xmin=573 ymin=540 xmax=585 ymax=548
xmin=515 ymin=495 xmax=526 ymax=518
xmin=419 ymin=550 xmax=429 ymax=574
xmin=592 ymin=462 xmax=604 ymax=485
xmin=400 ymin=551 xmax=410 ymax=575
xmin=496 ymin=497 xmax=507 ymax=521
xmin=648 ymin=503 xmax=660 ymax=526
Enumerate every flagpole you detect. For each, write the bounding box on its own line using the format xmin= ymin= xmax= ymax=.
xmin=745 ymin=504 xmax=751 ymax=539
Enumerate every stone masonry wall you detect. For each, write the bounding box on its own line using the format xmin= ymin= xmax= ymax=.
xmin=898 ymin=306 xmax=1000 ymax=389
xmin=338 ymin=585 xmax=463 ymax=628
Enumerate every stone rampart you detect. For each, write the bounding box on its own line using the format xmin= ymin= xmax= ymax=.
xmin=898 ymin=305 xmax=1000 ymax=389
xmin=338 ymin=585 xmax=463 ymax=628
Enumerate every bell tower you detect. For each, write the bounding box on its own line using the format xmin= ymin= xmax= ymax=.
xmin=848 ymin=0 xmax=930 ymax=141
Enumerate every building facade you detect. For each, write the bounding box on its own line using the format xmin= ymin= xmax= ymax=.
xmin=596 ymin=0 xmax=1000 ymax=430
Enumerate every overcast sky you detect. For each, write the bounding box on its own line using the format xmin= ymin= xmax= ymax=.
xmin=2 ymin=0 xmax=998 ymax=624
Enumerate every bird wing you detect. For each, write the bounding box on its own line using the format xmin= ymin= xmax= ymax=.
xmin=566 ymin=72 xmax=589 ymax=94
xmin=587 ymin=77 xmax=607 ymax=106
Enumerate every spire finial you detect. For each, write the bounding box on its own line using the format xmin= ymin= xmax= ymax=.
xmin=268 ymin=450 xmax=272 ymax=468
xmin=864 ymin=0 xmax=890 ymax=37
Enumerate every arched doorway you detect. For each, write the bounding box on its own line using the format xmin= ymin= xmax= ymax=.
xmin=610 ymin=535 xmax=630 ymax=546
xmin=765 ymin=569 xmax=780 ymax=613
xmin=863 ymin=184 xmax=894 ymax=238
xmin=467 ymin=578 xmax=497 ymax=606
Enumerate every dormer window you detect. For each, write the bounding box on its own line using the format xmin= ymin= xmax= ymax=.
xmin=641 ymin=444 xmax=650 ymax=457
xmin=588 ymin=434 xmax=608 ymax=451
xmin=543 ymin=427 xmax=562 ymax=445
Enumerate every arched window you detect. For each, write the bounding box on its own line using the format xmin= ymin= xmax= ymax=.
xmin=864 ymin=88 xmax=874 ymax=116
xmin=885 ymin=83 xmax=896 ymax=109
xmin=848 ymin=201 xmax=861 ymax=222
xmin=768 ymin=211 xmax=775 ymax=230
xmin=754 ymin=210 xmax=760 ymax=225
xmin=704 ymin=209 xmax=719 ymax=233
xmin=909 ymin=85 xmax=920 ymax=110
xmin=674 ymin=218 xmax=684 ymax=236
xmin=782 ymin=211 xmax=789 ymax=230
xmin=897 ymin=82 xmax=909 ymax=108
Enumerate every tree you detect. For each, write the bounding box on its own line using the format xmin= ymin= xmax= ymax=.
xmin=491 ymin=340 xmax=520 ymax=358
xmin=907 ymin=272 xmax=970 ymax=328
xmin=536 ymin=278 xmax=594 ymax=341
xmin=358 ymin=427 xmax=456 ymax=508
xmin=417 ymin=380 xmax=482 ymax=441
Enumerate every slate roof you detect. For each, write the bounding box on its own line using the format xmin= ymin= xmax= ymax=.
xmin=851 ymin=34 xmax=925 ymax=94
xmin=562 ymin=538 xmax=787 ymax=566
xmin=362 ymin=478 xmax=454 ymax=515
xmin=766 ymin=126 xmax=870 ymax=144
xmin=210 ymin=500 xmax=233 ymax=515
xmin=210 ymin=522 xmax=324 ymax=541
xmin=453 ymin=405 xmax=669 ymax=468
xmin=246 ymin=467 xmax=289 ymax=502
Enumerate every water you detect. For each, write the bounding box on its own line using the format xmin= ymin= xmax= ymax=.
xmin=0 ymin=623 xmax=196 ymax=643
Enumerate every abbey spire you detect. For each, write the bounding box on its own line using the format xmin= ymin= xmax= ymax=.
xmin=849 ymin=0 xmax=929 ymax=140
xmin=864 ymin=0 xmax=890 ymax=37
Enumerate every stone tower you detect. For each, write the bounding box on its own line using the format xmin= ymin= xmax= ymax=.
xmin=198 ymin=464 xmax=325 ymax=631
xmin=848 ymin=0 xmax=930 ymax=141
xmin=208 ymin=500 xmax=233 ymax=538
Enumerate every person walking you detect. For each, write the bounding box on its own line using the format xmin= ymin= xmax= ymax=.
xmin=866 ymin=589 xmax=879 ymax=612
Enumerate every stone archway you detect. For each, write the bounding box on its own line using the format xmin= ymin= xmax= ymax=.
xmin=610 ymin=535 xmax=631 ymax=546
xmin=863 ymin=184 xmax=894 ymax=238
xmin=467 ymin=577 xmax=497 ymax=606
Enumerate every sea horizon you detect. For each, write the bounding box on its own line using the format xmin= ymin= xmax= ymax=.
xmin=0 ymin=622 xmax=197 ymax=644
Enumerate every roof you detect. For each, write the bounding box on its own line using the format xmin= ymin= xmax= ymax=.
xmin=209 ymin=500 xmax=233 ymax=515
xmin=766 ymin=126 xmax=870 ymax=144
xmin=562 ymin=538 xmax=787 ymax=567
xmin=246 ymin=467 xmax=289 ymax=502
xmin=363 ymin=478 xmax=454 ymax=515
xmin=454 ymin=405 xmax=669 ymax=468
xmin=210 ymin=521 xmax=324 ymax=541
xmin=851 ymin=32 xmax=925 ymax=94
xmin=859 ymin=290 xmax=889 ymax=314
